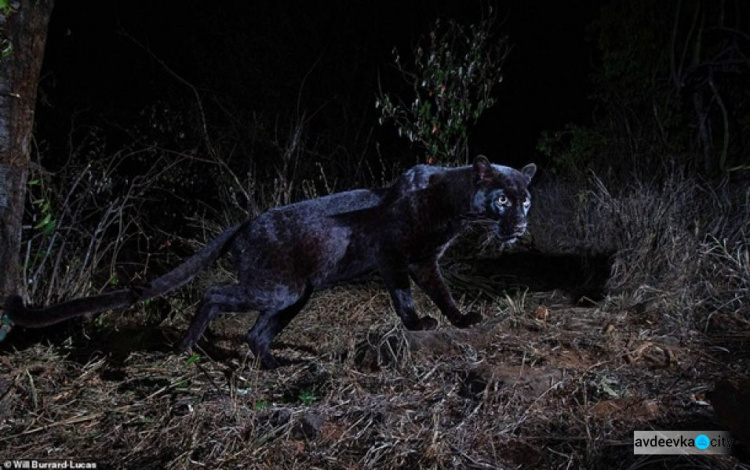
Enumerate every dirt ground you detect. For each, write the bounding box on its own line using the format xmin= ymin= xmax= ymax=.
xmin=1 ymin=264 xmax=748 ymax=468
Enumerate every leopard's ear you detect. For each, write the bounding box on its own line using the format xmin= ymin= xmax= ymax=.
xmin=473 ymin=155 xmax=493 ymax=181
xmin=521 ymin=163 xmax=537 ymax=184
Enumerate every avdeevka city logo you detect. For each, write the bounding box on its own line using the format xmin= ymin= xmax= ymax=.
xmin=633 ymin=430 xmax=733 ymax=455
xmin=694 ymin=434 xmax=710 ymax=450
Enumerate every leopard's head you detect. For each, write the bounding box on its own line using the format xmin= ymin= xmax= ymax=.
xmin=470 ymin=155 xmax=537 ymax=243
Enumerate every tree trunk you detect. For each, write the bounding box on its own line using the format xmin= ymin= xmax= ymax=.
xmin=0 ymin=0 xmax=55 ymax=298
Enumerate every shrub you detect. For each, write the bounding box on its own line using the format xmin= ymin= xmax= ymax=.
xmin=376 ymin=13 xmax=509 ymax=165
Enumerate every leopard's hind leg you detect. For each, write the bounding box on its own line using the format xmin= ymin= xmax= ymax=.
xmin=245 ymin=282 xmax=313 ymax=369
xmin=177 ymin=284 xmax=258 ymax=352
xmin=178 ymin=282 xmax=313 ymax=369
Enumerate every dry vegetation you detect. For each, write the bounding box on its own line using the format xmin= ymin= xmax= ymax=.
xmin=1 ymin=122 xmax=749 ymax=468
xmin=1 ymin=164 xmax=749 ymax=468
xmin=1 ymin=276 xmax=747 ymax=468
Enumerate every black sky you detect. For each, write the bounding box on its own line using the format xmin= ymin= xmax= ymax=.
xmin=37 ymin=0 xmax=604 ymax=168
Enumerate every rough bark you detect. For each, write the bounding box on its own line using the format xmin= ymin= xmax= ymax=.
xmin=0 ymin=0 xmax=55 ymax=298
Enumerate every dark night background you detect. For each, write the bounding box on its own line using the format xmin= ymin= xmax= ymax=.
xmin=36 ymin=0 xmax=601 ymax=170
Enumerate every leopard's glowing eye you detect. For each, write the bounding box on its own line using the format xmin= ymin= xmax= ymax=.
xmin=523 ymin=198 xmax=531 ymax=208
xmin=497 ymin=195 xmax=509 ymax=206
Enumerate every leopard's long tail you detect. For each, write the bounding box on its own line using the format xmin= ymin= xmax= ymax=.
xmin=4 ymin=224 xmax=244 ymax=328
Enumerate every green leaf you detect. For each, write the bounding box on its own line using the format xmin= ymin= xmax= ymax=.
xmin=186 ymin=354 xmax=200 ymax=365
xmin=42 ymin=219 xmax=56 ymax=236
xmin=298 ymin=390 xmax=317 ymax=406
xmin=34 ymin=214 xmax=51 ymax=230
xmin=0 ymin=0 xmax=9 ymax=15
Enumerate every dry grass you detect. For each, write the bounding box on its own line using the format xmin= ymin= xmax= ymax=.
xmin=4 ymin=145 xmax=748 ymax=467
xmin=529 ymin=169 xmax=749 ymax=333
xmin=1 ymin=279 xmax=746 ymax=468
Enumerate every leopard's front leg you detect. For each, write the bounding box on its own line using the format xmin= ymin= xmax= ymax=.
xmin=378 ymin=256 xmax=438 ymax=330
xmin=409 ymin=259 xmax=482 ymax=328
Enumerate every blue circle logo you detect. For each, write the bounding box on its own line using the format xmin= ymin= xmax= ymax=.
xmin=695 ymin=434 xmax=710 ymax=450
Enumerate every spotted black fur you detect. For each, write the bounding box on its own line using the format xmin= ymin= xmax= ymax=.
xmin=5 ymin=156 xmax=536 ymax=368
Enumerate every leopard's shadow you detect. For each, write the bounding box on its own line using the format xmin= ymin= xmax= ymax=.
xmin=470 ymin=250 xmax=613 ymax=301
